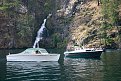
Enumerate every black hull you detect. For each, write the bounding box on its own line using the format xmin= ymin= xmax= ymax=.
xmin=65 ymin=51 xmax=102 ymax=58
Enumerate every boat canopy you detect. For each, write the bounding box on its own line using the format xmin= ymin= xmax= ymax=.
xmin=23 ymin=48 xmax=49 ymax=54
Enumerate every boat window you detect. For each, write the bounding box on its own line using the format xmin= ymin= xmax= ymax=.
xmin=86 ymin=50 xmax=95 ymax=51
xmin=39 ymin=49 xmax=48 ymax=53
xmin=24 ymin=50 xmax=31 ymax=54
xmin=24 ymin=51 xmax=30 ymax=53
xmin=86 ymin=50 xmax=91 ymax=51
xmin=24 ymin=49 xmax=35 ymax=54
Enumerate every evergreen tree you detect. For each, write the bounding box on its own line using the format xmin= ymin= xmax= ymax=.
xmin=101 ymin=0 xmax=121 ymax=48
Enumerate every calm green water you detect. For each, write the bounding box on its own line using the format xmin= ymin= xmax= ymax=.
xmin=0 ymin=49 xmax=121 ymax=81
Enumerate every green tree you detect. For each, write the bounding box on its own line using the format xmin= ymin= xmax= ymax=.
xmin=101 ymin=0 xmax=110 ymax=46
xmin=101 ymin=0 xmax=121 ymax=48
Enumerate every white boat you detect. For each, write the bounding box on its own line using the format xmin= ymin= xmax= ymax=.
xmin=7 ymin=48 xmax=60 ymax=62
xmin=64 ymin=48 xmax=103 ymax=58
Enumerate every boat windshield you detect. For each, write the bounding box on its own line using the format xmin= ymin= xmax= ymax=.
xmin=39 ymin=49 xmax=48 ymax=53
xmin=23 ymin=48 xmax=48 ymax=54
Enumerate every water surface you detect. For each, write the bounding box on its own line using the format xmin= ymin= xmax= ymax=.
xmin=0 ymin=49 xmax=121 ymax=81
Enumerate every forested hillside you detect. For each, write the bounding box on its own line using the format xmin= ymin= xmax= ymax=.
xmin=0 ymin=0 xmax=57 ymax=48
xmin=0 ymin=0 xmax=121 ymax=49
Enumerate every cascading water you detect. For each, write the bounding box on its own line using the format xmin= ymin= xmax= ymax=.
xmin=33 ymin=14 xmax=52 ymax=48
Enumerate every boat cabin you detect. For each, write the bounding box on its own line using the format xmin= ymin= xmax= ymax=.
xmin=23 ymin=48 xmax=49 ymax=54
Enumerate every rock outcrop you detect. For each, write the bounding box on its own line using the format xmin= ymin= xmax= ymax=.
xmin=0 ymin=0 xmax=120 ymax=49
xmin=55 ymin=0 xmax=104 ymax=48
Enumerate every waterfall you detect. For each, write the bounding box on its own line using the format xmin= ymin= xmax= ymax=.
xmin=33 ymin=14 xmax=52 ymax=48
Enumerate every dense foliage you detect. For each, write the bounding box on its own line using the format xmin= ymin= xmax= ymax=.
xmin=0 ymin=0 xmax=60 ymax=48
xmin=101 ymin=0 xmax=121 ymax=48
xmin=0 ymin=0 xmax=121 ymax=49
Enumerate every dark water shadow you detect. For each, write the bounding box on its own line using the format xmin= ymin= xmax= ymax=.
xmin=65 ymin=56 xmax=101 ymax=60
xmin=0 ymin=60 xmax=6 ymax=81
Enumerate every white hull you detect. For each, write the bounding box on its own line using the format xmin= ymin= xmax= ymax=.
xmin=6 ymin=48 xmax=60 ymax=62
xmin=7 ymin=54 xmax=60 ymax=62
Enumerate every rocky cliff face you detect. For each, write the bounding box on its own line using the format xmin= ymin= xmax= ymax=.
xmin=0 ymin=0 xmax=56 ymax=48
xmin=0 ymin=0 xmax=120 ymax=48
xmin=55 ymin=0 xmax=121 ymax=49
xmin=55 ymin=0 xmax=103 ymax=48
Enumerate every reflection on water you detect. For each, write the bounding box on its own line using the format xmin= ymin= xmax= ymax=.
xmin=64 ymin=58 xmax=104 ymax=81
xmin=102 ymin=50 xmax=121 ymax=81
xmin=6 ymin=59 xmax=104 ymax=81
xmin=0 ymin=49 xmax=121 ymax=81
xmin=0 ymin=61 xmax=6 ymax=81
xmin=6 ymin=62 xmax=61 ymax=81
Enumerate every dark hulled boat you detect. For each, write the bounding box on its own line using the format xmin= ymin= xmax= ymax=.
xmin=64 ymin=48 xmax=103 ymax=58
